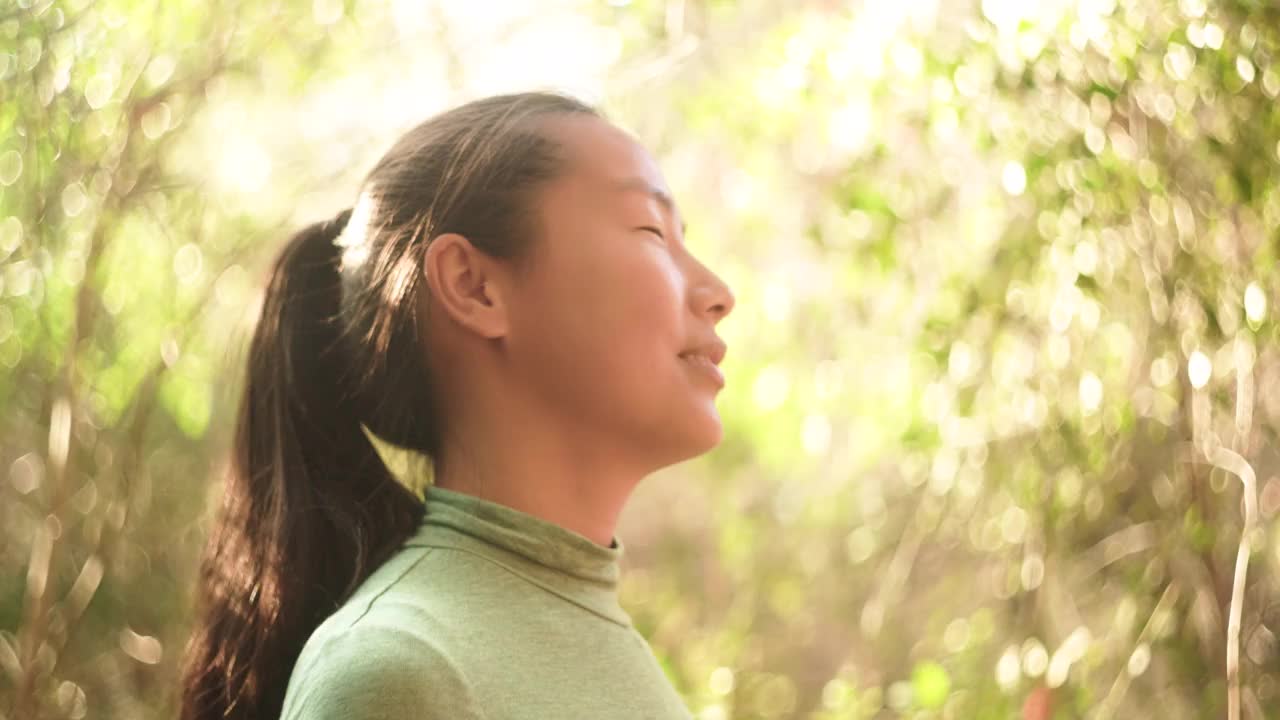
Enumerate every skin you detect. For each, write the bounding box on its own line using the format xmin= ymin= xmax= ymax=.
xmin=417 ymin=113 xmax=735 ymax=547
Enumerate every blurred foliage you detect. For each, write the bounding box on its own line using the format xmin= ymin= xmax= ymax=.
xmin=3 ymin=0 xmax=1280 ymax=718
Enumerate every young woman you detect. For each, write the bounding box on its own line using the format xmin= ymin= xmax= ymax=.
xmin=179 ymin=92 xmax=735 ymax=719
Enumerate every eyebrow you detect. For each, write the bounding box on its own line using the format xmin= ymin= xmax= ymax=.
xmin=610 ymin=177 xmax=688 ymax=235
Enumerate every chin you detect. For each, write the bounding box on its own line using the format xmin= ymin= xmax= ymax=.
xmin=676 ymin=404 xmax=725 ymax=457
xmin=631 ymin=374 xmax=726 ymax=466
xmin=638 ymin=405 xmax=723 ymax=469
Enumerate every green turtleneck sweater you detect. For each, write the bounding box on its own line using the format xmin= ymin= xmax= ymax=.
xmin=278 ymin=485 xmax=693 ymax=719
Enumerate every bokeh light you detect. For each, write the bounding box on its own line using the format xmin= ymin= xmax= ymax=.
xmin=4 ymin=0 xmax=1280 ymax=718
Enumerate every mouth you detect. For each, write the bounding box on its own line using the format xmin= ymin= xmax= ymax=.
xmin=679 ymin=352 xmax=726 ymax=389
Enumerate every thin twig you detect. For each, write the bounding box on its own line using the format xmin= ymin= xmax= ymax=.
xmin=1179 ymin=441 xmax=1259 ymax=720
xmin=1208 ymin=446 xmax=1257 ymax=720
xmin=1094 ymin=582 xmax=1181 ymax=720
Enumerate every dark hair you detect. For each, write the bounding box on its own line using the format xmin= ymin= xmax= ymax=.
xmin=179 ymin=92 xmax=599 ymax=720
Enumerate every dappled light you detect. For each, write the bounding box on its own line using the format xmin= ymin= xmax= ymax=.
xmin=3 ymin=0 xmax=1280 ymax=718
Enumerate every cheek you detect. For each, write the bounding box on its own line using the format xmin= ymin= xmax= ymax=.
xmin=509 ymin=229 xmax=691 ymax=409
xmin=601 ymin=254 xmax=686 ymax=368
xmin=531 ymin=249 xmax=685 ymax=392
xmin=556 ymin=237 xmax=681 ymax=334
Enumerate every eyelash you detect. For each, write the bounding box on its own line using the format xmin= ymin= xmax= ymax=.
xmin=640 ymin=226 xmax=665 ymax=240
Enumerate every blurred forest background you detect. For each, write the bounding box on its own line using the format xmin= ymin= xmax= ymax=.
xmin=3 ymin=0 xmax=1280 ymax=717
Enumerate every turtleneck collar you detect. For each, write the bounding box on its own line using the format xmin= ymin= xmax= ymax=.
xmin=403 ymin=484 xmax=632 ymax=627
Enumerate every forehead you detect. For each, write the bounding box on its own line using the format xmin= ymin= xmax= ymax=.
xmin=541 ymin=115 xmax=674 ymax=209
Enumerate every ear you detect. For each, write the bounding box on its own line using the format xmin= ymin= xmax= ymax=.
xmin=421 ymin=233 xmax=511 ymax=340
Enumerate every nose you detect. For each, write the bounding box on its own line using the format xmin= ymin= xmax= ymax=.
xmin=692 ymin=267 xmax=735 ymax=324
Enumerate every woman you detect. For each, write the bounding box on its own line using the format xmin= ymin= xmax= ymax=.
xmin=179 ymin=91 xmax=735 ymax=719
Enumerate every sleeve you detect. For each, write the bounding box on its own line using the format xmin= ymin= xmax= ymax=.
xmin=280 ymin=623 xmax=487 ymax=720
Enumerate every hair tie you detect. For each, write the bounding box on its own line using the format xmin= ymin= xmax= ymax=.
xmin=335 ymin=194 xmax=376 ymax=274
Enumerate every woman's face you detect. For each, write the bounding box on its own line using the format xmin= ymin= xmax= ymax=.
xmin=504 ymin=114 xmax=736 ymax=469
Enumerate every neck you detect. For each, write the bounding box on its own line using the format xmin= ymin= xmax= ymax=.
xmin=432 ymin=422 xmax=642 ymax=547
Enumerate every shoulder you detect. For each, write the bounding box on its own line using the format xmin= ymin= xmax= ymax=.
xmin=280 ymin=549 xmax=488 ymax=720
xmin=281 ymin=620 xmax=485 ymax=720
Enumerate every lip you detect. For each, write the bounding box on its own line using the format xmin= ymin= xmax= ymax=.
xmin=680 ymin=352 xmax=725 ymax=389
xmin=681 ymin=340 xmax=727 ymax=366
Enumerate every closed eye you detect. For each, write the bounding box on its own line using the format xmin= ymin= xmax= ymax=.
xmin=638 ymin=226 xmax=665 ymax=241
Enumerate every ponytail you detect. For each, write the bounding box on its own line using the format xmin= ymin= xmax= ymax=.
xmin=179 ymin=211 xmax=424 ymax=720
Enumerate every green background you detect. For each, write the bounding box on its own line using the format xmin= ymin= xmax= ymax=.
xmin=3 ymin=0 xmax=1280 ymax=717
